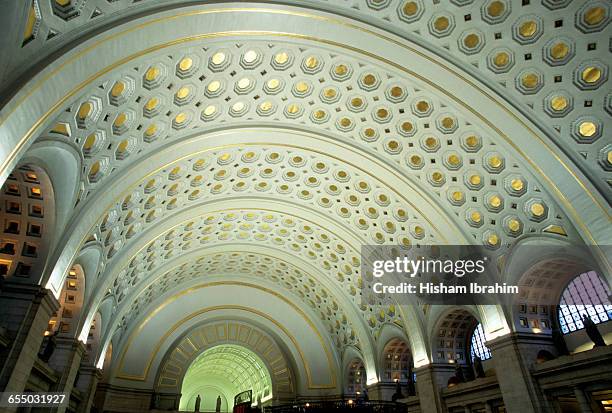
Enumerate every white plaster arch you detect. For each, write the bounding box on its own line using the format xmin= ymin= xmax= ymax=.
xmin=0 ymin=3 xmax=607 ymax=252
xmin=1 ymin=1 xmax=609 ymax=206
xmin=375 ymin=322 xmax=413 ymax=382
xmin=108 ymin=285 xmax=342 ymax=395
xmin=19 ymin=140 xmax=81 ymax=252
xmin=0 ymin=3 xmax=607 ymax=400
xmin=88 ymin=243 xmax=379 ymax=382
xmin=72 ymin=242 xmax=104 ymax=304
xmin=341 ymin=348 xmax=369 ymax=398
xmin=60 ymin=124 xmax=460 ymax=374
xmin=341 ymin=346 xmax=367 ymax=392
xmin=155 ymin=318 xmax=298 ymax=402
xmin=99 ymin=331 xmax=117 ymax=378
xmin=501 ymin=235 xmax=609 ymax=333
xmin=44 ymin=127 xmax=467 ymax=298
xmin=503 ymin=235 xmax=607 ymax=290
xmin=84 ymin=311 xmax=103 ymax=364
xmin=427 ymin=305 xmax=482 ymax=365
xmin=95 ymin=294 xmax=116 ymax=345
xmin=0 ymin=6 xmax=596 ymax=384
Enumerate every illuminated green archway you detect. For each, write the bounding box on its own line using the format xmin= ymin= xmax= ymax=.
xmin=179 ymin=344 xmax=273 ymax=412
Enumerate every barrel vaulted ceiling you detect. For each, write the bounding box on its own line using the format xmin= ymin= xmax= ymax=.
xmin=0 ymin=0 xmax=609 ymax=390
xmin=2 ymin=0 xmax=610 ymax=195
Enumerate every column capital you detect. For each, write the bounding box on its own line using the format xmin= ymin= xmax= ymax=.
xmin=414 ymin=362 xmax=457 ymax=375
xmin=486 ymin=331 xmax=553 ymax=350
xmin=0 ymin=281 xmax=59 ymax=313
xmin=54 ymin=336 xmax=87 ymax=355
xmin=78 ymin=363 xmax=103 ymax=378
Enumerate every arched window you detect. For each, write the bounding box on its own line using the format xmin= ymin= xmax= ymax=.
xmin=469 ymin=323 xmax=492 ymax=361
xmin=558 ymin=271 xmax=612 ymax=334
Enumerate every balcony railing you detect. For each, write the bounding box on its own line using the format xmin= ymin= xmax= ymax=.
xmin=263 ymin=400 xmax=406 ymax=413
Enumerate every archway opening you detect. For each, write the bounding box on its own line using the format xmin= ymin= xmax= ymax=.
xmin=381 ymin=338 xmax=413 ymax=384
xmin=179 ymin=344 xmax=273 ymax=412
xmin=0 ymin=165 xmax=55 ymax=283
xmin=432 ymin=308 xmax=486 ymax=366
xmin=345 ymin=358 xmax=366 ymax=396
xmin=511 ymin=254 xmax=612 ymax=352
